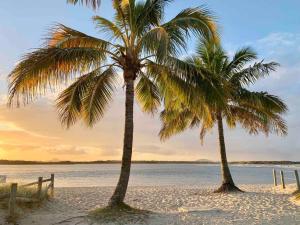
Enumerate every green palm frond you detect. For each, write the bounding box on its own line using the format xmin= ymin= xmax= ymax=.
xmin=230 ymin=61 xmax=279 ymax=86
xmin=135 ymin=72 xmax=161 ymax=114
xmin=228 ymin=104 xmax=287 ymax=136
xmin=146 ymin=60 xmax=197 ymax=106
xmin=163 ymin=56 xmax=202 ymax=80
xmin=67 ymin=0 xmax=101 ymax=9
xmin=159 ymin=108 xmax=194 ymax=140
xmin=267 ymin=113 xmax=287 ymax=135
xmin=227 ymin=105 xmax=269 ymax=134
xmin=133 ymin=0 xmax=172 ymax=36
xmin=238 ymin=89 xmax=288 ymax=114
xmin=139 ymin=6 xmax=217 ymax=62
xmin=226 ymin=47 xmax=257 ymax=73
xmin=139 ymin=26 xmax=171 ymax=61
xmin=199 ymin=114 xmax=215 ymax=143
xmin=48 ymin=24 xmax=112 ymax=50
xmin=56 ymin=69 xmax=98 ymax=128
xmin=8 ymin=47 xmax=106 ymax=106
xmin=93 ymin=16 xmax=126 ymax=44
xmin=195 ymin=39 xmax=226 ymax=73
xmin=112 ymin=0 xmax=131 ymax=36
xmin=165 ymin=7 xmax=217 ymax=41
xmin=82 ymin=67 xmax=118 ymax=126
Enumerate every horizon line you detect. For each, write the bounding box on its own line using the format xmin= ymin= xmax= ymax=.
xmin=0 ymin=159 xmax=299 ymax=165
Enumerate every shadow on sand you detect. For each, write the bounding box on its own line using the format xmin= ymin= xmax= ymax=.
xmin=52 ymin=204 xmax=226 ymax=225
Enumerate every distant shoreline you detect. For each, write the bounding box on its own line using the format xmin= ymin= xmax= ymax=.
xmin=0 ymin=160 xmax=299 ymax=165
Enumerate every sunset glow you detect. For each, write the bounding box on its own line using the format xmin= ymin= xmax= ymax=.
xmin=0 ymin=0 xmax=299 ymax=162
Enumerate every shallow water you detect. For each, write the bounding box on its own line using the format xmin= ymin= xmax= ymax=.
xmin=0 ymin=164 xmax=299 ymax=187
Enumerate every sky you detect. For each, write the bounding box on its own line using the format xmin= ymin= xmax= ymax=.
xmin=0 ymin=0 xmax=299 ymax=162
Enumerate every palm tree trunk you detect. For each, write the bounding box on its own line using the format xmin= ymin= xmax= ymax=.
xmin=109 ymin=79 xmax=134 ymax=206
xmin=214 ymin=111 xmax=242 ymax=193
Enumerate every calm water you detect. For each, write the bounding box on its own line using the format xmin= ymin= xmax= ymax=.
xmin=0 ymin=164 xmax=299 ymax=187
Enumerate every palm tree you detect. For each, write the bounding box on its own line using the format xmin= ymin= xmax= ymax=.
xmin=67 ymin=0 xmax=101 ymax=9
xmin=8 ymin=1 xmax=216 ymax=206
xmin=160 ymin=39 xmax=287 ymax=193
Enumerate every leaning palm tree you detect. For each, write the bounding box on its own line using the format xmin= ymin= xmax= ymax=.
xmin=8 ymin=0 xmax=216 ymax=206
xmin=160 ymin=39 xmax=287 ymax=192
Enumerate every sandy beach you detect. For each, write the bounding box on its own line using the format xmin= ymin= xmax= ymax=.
xmin=1 ymin=184 xmax=299 ymax=225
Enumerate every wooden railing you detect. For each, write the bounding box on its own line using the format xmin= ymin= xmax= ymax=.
xmin=0 ymin=174 xmax=55 ymax=218
xmin=273 ymin=169 xmax=300 ymax=191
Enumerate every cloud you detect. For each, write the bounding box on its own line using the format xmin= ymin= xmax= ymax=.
xmin=0 ymin=142 xmax=120 ymax=160
xmin=44 ymin=145 xmax=89 ymax=155
xmin=0 ymin=143 xmax=40 ymax=152
xmin=43 ymin=145 xmax=120 ymax=157
xmin=0 ymin=119 xmax=59 ymax=140
xmin=256 ymin=33 xmax=300 ymax=65
xmin=258 ymin=33 xmax=300 ymax=47
xmin=134 ymin=144 xmax=173 ymax=155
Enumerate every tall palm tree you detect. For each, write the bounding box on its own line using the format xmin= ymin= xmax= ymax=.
xmin=8 ymin=0 xmax=216 ymax=206
xmin=160 ymin=39 xmax=287 ymax=192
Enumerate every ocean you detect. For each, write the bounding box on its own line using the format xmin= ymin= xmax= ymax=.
xmin=0 ymin=164 xmax=299 ymax=187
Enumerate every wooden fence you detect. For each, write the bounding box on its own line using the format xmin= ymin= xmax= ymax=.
xmin=273 ymin=169 xmax=300 ymax=191
xmin=0 ymin=175 xmax=6 ymax=183
xmin=0 ymin=174 xmax=54 ymax=218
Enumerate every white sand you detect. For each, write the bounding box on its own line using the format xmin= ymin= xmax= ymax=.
xmin=1 ymin=185 xmax=299 ymax=225
xmin=277 ymin=184 xmax=300 ymax=206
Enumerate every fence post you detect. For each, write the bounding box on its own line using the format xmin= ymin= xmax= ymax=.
xmin=9 ymin=183 xmax=17 ymax=217
xmin=0 ymin=175 xmax=6 ymax=183
xmin=37 ymin=177 xmax=43 ymax=200
xmin=273 ymin=169 xmax=277 ymax=186
xmin=280 ymin=170 xmax=285 ymax=189
xmin=50 ymin=174 xmax=54 ymax=197
xmin=294 ymin=170 xmax=300 ymax=191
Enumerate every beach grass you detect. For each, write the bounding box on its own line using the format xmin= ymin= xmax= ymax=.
xmin=0 ymin=183 xmax=50 ymax=209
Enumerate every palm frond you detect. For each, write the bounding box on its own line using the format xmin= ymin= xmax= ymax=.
xmin=135 ymin=72 xmax=161 ymax=114
xmin=140 ymin=27 xmax=170 ymax=60
xmin=163 ymin=7 xmax=217 ymax=45
xmin=134 ymin=0 xmax=172 ymax=36
xmin=238 ymin=89 xmax=288 ymax=114
xmin=159 ymin=108 xmax=194 ymax=140
xmin=226 ymin=47 xmax=257 ymax=73
xmin=8 ymin=47 xmax=106 ymax=106
xmin=228 ymin=104 xmax=287 ymax=136
xmin=67 ymin=0 xmax=101 ymax=9
xmin=93 ymin=16 xmax=126 ymax=44
xmin=56 ymin=69 xmax=98 ymax=128
xmin=139 ymin=6 xmax=217 ymax=62
xmin=199 ymin=117 xmax=215 ymax=143
xmin=82 ymin=67 xmax=118 ymax=126
xmin=48 ymin=24 xmax=112 ymax=50
xmin=230 ymin=61 xmax=279 ymax=86
xmin=112 ymin=0 xmax=131 ymax=37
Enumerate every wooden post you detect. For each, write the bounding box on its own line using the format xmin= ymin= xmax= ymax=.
xmin=37 ymin=177 xmax=43 ymax=200
xmin=280 ymin=170 xmax=285 ymax=189
xmin=294 ymin=170 xmax=300 ymax=191
xmin=9 ymin=183 xmax=17 ymax=217
xmin=273 ymin=169 xmax=277 ymax=186
xmin=0 ymin=175 xmax=6 ymax=183
xmin=50 ymin=174 xmax=54 ymax=197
